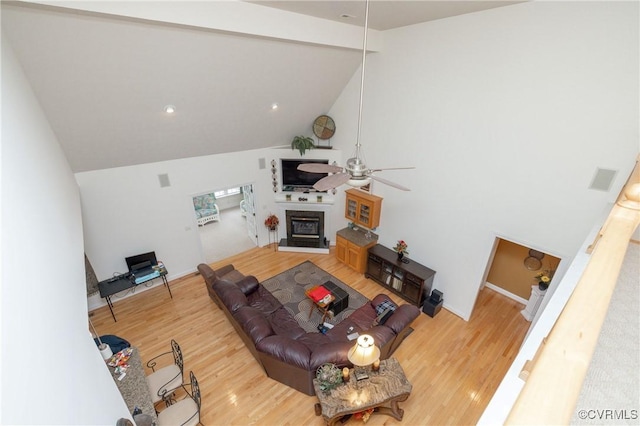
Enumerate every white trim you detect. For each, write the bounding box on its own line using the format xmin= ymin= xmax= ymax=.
xmin=485 ymin=282 xmax=528 ymax=305
xmin=277 ymin=245 xmax=330 ymax=254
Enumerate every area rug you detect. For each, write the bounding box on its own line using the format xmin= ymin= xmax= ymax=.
xmin=261 ymin=261 xmax=369 ymax=333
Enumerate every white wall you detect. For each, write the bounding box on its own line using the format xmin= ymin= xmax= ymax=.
xmin=328 ymin=1 xmax=638 ymax=320
xmin=1 ymin=36 xmax=129 ymax=424
xmin=77 ymin=150 xmax=272 ymax=282
xmin=78 ymin=145 xmax=345 ymax=310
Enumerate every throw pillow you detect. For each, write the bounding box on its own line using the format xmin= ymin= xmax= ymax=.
xmin=374 ymin=308 xmax=394 ymax=326
xmin=375 ymin=299 xmax=397 ymax=316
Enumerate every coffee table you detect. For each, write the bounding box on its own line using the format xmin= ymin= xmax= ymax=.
xmin=305 ymin=285 xmax=335 ymax=324
xmin=313 ymin=357 xmax=412 ymax=426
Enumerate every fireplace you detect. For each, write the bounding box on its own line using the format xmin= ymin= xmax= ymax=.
xmin=286 ymin=210 xmax=325 ymax=248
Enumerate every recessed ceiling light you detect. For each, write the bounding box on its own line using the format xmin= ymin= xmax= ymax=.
xmin=271 ymin=103 xmax=279 ymax=110
xmin=164 ymin=105 xmax=176 ymax=114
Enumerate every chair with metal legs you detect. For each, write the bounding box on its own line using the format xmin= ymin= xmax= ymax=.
xmin=146 ymin=339 xmax=188 ymax=407
xmin=157 ymin=371 xmax=203 ymax=426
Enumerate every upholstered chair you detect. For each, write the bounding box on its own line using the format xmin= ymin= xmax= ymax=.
xmin=156 ymin=371 xmax=202 ymax=426
xmin=146 ymin=340 xmax=188 ymax=407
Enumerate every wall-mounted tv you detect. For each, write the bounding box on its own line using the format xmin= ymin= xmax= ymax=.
xmin=280 ymin=159 xmax=329 ymax=192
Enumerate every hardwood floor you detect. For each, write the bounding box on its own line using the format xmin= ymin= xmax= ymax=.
xmin=90 ymin=246 xmax=530 ymax=425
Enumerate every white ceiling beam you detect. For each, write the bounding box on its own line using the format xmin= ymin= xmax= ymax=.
xmin=19 ymin=0 xmax=383 ymax=51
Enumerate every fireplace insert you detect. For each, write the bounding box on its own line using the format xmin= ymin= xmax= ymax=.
xmin=286 ymin=210 xmax=325 ymax=248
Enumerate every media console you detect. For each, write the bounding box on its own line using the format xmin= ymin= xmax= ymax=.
xmin=365 ymin=244 xmax=436 ymax=307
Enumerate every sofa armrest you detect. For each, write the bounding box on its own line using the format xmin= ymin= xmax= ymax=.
xmin=236 ymin=275 xmax=259 ymax=295
xmin=215 ymin=264 xmax=235 ymax=277
xmin=383 ymin=304 xmax=420 ymax=334
xmin=197 ymin=263 xmax=216 ymax=284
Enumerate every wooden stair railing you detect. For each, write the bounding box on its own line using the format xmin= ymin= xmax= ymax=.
xmin=506 ymin=156 xmax=640 ymax=425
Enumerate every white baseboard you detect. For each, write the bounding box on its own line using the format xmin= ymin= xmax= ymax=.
xmin=485 ymin=282 xmax=528 ymax=305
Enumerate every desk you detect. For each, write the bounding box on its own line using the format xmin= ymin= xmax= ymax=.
xmin=98 ymin=270 xmax=171 ymax=322
xmin=107 ymin=347 xmax=157 ymax=424
xmin=313 ymin=358 xmax=412 ymax=426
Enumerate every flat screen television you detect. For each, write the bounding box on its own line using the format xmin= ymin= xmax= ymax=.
xmin=281 ymin=159 xmax=329 ymax=191
xmin=125 ymin=251 xmax=157 ymax=273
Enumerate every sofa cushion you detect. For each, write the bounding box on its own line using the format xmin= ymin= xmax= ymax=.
xmin=296 ymin=332 xmax=330 ymax=352
xmin=215 ymin=279 xmax=248 ymax=312
xmin=268 ymin=307 xmax=306 ymax=340
xmin=309 ymin=341 xmax=354 ymax=369
xmin=247 ymin=286 xmax=282 ymax=316
xmin=256 ymin=335 xmax=311 ymax=369
xmin=233 ymin=306 xmax=274 ymax=344
xmin=345 ymin=302 xmax=378 ymax=330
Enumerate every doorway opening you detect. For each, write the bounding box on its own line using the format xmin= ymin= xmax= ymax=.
xmin=478 ymin=237 xmax=561 ymax=320
xmin=194 ymin=184 xmax=258 ymax=263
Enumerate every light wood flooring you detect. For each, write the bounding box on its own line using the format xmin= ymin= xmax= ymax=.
xmin=90 ymin=246 xmax=531 ymax=425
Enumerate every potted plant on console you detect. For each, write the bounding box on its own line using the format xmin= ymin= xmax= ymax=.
xmin=393 ymin=240 xmax=409 ymax=262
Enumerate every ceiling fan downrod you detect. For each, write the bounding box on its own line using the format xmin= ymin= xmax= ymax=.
xmin=354 ymin=0 xmax=370 ymax=161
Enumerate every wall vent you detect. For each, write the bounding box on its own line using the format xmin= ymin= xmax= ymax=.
xmin=158 ymin=173 xmax=171 ymax=188
xmin=589 ymin=168 xmax=617 ymax=192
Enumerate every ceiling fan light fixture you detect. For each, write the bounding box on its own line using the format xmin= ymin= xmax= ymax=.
xmin=347 ymin=177 xmax=371 ymax=188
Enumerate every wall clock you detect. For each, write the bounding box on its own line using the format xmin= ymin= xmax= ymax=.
xmin=313 ymin=115 xmax=336 ymax=140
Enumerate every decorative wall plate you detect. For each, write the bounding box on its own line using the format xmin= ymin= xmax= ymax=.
xmin=313 ymin=115 xmax=336 ymax=140
xmin=524 ymin=256 xmax=542 ymax=271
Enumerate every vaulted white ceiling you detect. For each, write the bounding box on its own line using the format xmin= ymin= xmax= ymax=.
xmin=2 ymin=1 xmax=523 ymax=172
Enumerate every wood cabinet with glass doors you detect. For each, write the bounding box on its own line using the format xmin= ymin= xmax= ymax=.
xmin=345 ymin=189 xmax=382 ymax=229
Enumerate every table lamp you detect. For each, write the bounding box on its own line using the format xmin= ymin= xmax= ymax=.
xmin=347 ymin=334 xmax=380 ymax=381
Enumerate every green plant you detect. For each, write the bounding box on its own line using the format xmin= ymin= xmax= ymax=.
xmin=291 ymin=135 xmax=315 ymax=156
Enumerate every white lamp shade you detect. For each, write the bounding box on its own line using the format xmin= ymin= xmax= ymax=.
xmin=347 ymin=334 xmax=380 ymax=366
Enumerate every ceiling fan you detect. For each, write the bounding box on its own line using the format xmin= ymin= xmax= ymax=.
xmin=298 ymin=0 xmax=414 ymax=192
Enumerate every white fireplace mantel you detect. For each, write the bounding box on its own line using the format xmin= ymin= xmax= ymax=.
xmin=274 ymin=191 xmax=335 ymax=205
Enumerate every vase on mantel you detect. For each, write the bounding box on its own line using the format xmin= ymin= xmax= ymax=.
xmin=538 ymin=281 xmax=549 ymax=291
xmin=397 ymin=252 xmax=404 ymax=261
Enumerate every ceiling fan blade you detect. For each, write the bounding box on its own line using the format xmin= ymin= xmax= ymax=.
xmin=313 ymin=173 xmax=351 ymax=191
xmin=369 ymin=166 xmax=416 ymax=173
xmin=297 ymin=163 xmax=344 ymax=174
xmin=370 ymin=175 xmax=411 ymax=191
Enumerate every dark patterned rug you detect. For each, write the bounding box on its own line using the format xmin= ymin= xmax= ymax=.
xmin=261 ymin=261 xmax=369 ymax=333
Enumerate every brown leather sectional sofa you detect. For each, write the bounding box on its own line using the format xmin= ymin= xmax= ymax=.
xmin=198 ymin=263 xmax=420 ymax=395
